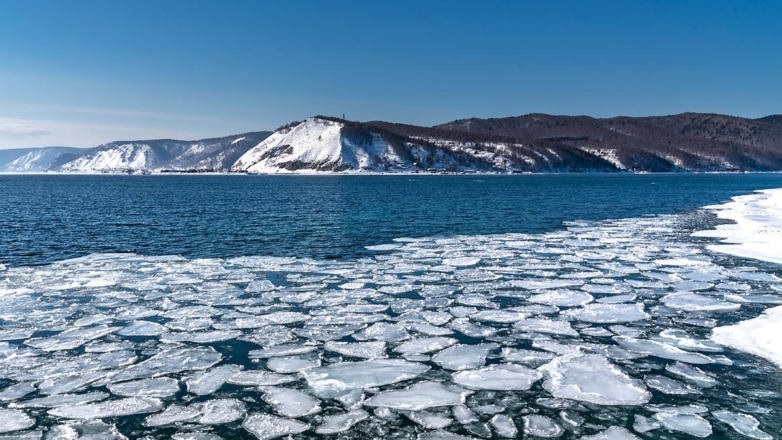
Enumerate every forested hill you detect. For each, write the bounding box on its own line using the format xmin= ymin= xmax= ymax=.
xmin=435 ymin=113 xmax=782 ymax=172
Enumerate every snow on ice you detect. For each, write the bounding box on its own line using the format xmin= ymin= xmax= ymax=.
xmin=0 ymin=194 xmax=779 ymax=437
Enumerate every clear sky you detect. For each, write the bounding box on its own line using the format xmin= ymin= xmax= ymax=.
xmin=0 ymin=0 xmax=780 ymax=149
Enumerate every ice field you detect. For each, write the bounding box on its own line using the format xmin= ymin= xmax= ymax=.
xmin=0 ymin=190 xmax=781 ymax=439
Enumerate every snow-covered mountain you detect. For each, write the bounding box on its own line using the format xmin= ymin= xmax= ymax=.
xmin=230 ymin=117 xmax=617 ymax=173
xmin=4 ymin=112 xmax=781 ymax=174
xmin=53 ymin=132 xmax=271 ymax=173
xmin=232 ymin=118 xmax=404 ymax=173
xmin=1 ymin=147 xmax=86 ymax=172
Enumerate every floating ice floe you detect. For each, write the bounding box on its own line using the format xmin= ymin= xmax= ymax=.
xmin=25 ymin=325 xmax=119 ymax=352
xmin=248 ymin=345 xmax=318 ymax=358
xmin=563 ymin=303 xmax=650 ymax=324
xmin=186 ymin=364 xmax=243 ymax=395
xmin=448 ymin=318 xmax=498 ymax=338
xmin=664 ymin=362 xmax=718 ymax=387
xmin=197 ymin=398 xmax=246 ymax=424
xmin=511 ymin=279 xmax=585 ymax=290
xmin=300 ymin=359 xmax=429 ymax=398
xmin=431 ymin=343 xmax=498 ymax=370
xmin=241 ymin=413 xmax=309 ymax=440
xmin=539 ymin=354 xmax=651 ymax=405
xmin=172 ymin=433 xmax=221 ymax=440
xmin=711 ymin=410 xmax=772 ymax=440
xmin=579 ymin=426 xmax=640 ymax=439
xmin=116 ymin=320 xmax=167 ymax=337
xmin=452 ymin=405 xmax=478 ymax=424
xmin=403 ymin=410 xmax=452 ymax=429
xmin=12 ymin=392 xmax=110 ymax=409
xmin=0 ymin=409 xmax=34 ymax=433
xmin=653 ymin=412 xmax=712 ymax=437
xmin=260 ymin=386 xmax=321 ymax=417
xmin=613 ymin=336 xmax=715 ymax=364
xmin=632 ymin=415 xmax=661 ymax=433
xmin=365 ymin=243 xmax=403 ymax=251
xmin=469 ymin=310 xmax=525 ymax=323
xmin=452 ymin=363 xmax=542 ymax=390
xmin=523 ymin=414 xmax=563 ymax=438
xmin=46 ymin=421 xmax=125 ymax=440
xmin=0 ymin=382 xmax=36 ymax=401
xmin=49 ymin=397 xmax=163 ymax=420
xmin=162 ymin=330 xmax=242 ymax=344
xmin=655 ymin=329 xmax=723 ymax=353
xmin=315 ymin=410 xmax=370 ymax=434
xmin=106 ymin=378 xmax=179 ymax=398
xmin=324 ymin=341 xmax=386 ymax=359
xmin=145 ymin=405 xmax=201 ymax=427
xmin=417 ymin=431 xmax=475 ymax=440
xmin=365 ymin=382 xmax=469 ymax=411
xmin=107 ymin=348 xmax=222 ymax=383
xmin=443 ymin=257 xmax=481 ymax=267
xmin=405 ymin=322 xmax=454 ymax=337
xmin=661 ymin=293 xmax=741 ymax=312
xmin=0 ymin=328 xmax=36 ymax=341
xmin=501 ymin=348 xmax=557 ymax=365
xmin=394 ymin=337 xmax=458 ymax=355
xmin=514 ymin=318 xmax=578 ymax=336
xmin=490 ymin=414 xmax=518 ymax=437
xmin=227 ymin=370 xmax=296 ymax=386
xmin=644 ymin=375 xmax=700 ymax=395
xmin=528 ymin=290 xmax=594 ymax=307
xmin=266 ymin=356 xmax=320 ymax=373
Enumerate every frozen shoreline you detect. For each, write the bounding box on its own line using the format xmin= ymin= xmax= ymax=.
xmin=693 ymin=188 xmax=782 ymax=265
xmin=696 ymin=187 xmax=782 ymax=370
xmin=712 ymin=305 xmax=782 ymax=368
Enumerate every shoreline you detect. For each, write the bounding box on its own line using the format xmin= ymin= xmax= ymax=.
xmin=2 ymin=170 xmax=782 ymax=177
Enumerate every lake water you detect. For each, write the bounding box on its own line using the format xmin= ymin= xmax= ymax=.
xmin=0 ymin=173 xmax=781 ymax=439
xmin=2 ymin=173 xmax=782 ymax=267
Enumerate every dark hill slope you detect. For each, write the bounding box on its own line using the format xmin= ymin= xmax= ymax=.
xmin=436 ymin=113 xmax=782 ymax=171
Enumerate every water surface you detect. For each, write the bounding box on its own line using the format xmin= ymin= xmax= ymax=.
xmin=2 ymin=173 xmax=781 ymax=267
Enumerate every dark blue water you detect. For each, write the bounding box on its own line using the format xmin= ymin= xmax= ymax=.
xmin=1 ymin=173 xmax=782 ymax=267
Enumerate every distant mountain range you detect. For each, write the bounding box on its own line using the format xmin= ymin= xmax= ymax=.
xmin=2 ymin=113 xmax=781 ymax=173
xmin=0 ymin=147 xmax=87 ymax=172
xmin=0 ymin=133 xmax=270 ymax=173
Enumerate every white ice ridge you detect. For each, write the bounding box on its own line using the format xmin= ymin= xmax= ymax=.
xmin=711 ymin=305 xmax=782 ymax=368
xmin=693 ymin=188 xmax=782 ymax=264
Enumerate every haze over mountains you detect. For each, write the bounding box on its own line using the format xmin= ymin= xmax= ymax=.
xmin=2 ymin=113 xmax=781 ymax=174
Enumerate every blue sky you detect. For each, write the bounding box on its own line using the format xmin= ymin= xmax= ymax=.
xmin=0 ymin=0 xmax=780 ymax=148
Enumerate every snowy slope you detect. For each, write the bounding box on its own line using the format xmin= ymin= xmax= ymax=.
xmin=2 ymin=147 xmax=86 ymax=172
xmin=232 ymin=118 xmax=399 ymax=173
xmin=0 ymin=148 xmax=37 ymax=168
xmin=54 ymin=132 xmax=271 ymax=173
xmin=231 ymin=117 xmax=618 ymax=174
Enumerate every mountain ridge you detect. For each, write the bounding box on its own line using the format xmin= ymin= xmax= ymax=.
xmin=1 ymin=147 xmax=88 ymax=172
xmin=53 ymin=131 xmax=271 ymax=173
xmin=2 ymin=112 xmax=781 ymax=174
xmin=435 ymin=113 xmax=782 ymax=172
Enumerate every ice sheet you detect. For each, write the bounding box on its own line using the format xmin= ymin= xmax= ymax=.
xmin=711 ymin=305 xmax=782 ymax=367
xmin=693 ymin=188 xmax=782 ymax=264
